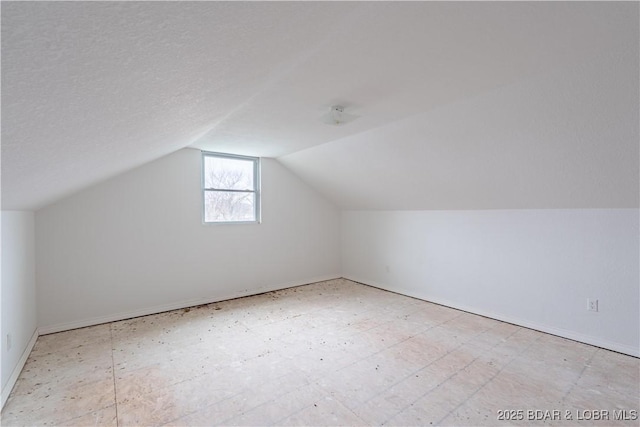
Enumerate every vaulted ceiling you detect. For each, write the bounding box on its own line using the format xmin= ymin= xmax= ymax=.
xmin=2 ymin=2 xmax=638 ymax=210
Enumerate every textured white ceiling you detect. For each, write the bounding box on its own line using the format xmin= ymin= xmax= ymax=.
xmin=2 ymin=2 xmax=638 ymax=210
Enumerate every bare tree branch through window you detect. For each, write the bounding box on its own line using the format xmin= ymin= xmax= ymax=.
xmin=202 ymin=153 xmax=259 ymax=223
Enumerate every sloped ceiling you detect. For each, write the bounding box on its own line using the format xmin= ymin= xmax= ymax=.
xmin=281 ymin=46 xmax=639 ymax=210
xmin=2 ymin=2 xmax=638 ymax=210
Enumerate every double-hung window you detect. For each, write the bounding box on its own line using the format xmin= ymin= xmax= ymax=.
xmin=202 ymin=152 xmax=260 ymax=223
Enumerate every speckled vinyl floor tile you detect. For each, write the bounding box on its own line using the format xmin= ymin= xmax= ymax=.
xmin=2 ymin=279 xmax=638 ymax=426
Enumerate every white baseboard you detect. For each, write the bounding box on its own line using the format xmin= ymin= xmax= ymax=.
xmin=344 ymin=275 xmax=639 ymax=358
xmin=1 ymin=328 xmax=38 ymax=409
xmin=38 ymin=275 xmax=341 ymax=335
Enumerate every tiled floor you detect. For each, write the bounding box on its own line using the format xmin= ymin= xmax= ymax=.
xmin=2 ymin=279 xmax=638 ymax=426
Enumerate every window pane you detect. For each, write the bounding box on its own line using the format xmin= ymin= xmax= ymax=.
xmin=204 ymin=156 xmax=254 ymax=190
xmin=204 ymin=191 xmax=255 ymax=222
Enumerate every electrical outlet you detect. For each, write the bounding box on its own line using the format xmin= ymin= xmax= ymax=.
xmin=6 ymin=333 xmax=11 ymax=351
xmin=587 ymin=298 xmax=599 ymax=312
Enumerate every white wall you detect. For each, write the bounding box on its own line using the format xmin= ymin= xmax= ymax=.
xmin=1 ymin=211 xmax=37 ymax=405
xmin=342 ymin=209 xmax=640 ymax=356
xmin=36 ymin=148 xmax=341 ymax=332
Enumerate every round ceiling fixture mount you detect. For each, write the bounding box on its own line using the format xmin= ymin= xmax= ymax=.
xmin=322 ymin=105 xmax=359 ymax=126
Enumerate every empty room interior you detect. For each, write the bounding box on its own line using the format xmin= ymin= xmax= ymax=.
xmin=1 ymin=2 xmax=639 ymax=426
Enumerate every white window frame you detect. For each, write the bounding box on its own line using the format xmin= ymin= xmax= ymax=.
xmin=201 ymin=151 xmax=261 ymax=224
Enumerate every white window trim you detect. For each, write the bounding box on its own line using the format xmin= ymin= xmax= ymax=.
xmin=201 ymin=151 xmax=261 ymax=224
